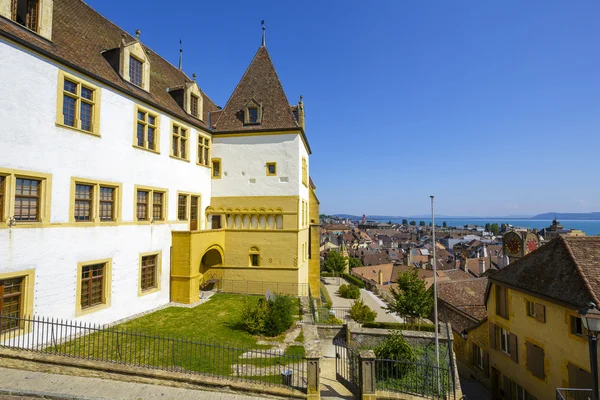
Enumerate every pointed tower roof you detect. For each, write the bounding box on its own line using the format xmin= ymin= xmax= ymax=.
xmin=212 ymin=46 xmax=299 ymax=132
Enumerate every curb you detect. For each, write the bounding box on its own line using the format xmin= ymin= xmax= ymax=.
xmin=0 ymin=388 xmax=108 ymax=400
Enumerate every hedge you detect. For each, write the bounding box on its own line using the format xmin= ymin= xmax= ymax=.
xmin=320 ymin=272 xmax=365 ymax=288
xmin=362 ymin=322 xmax=436 ymax=332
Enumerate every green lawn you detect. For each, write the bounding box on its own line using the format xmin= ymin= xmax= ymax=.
xmin=45 ymin=294 xmax=304 ymax=380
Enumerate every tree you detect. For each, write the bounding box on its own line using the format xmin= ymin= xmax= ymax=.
xmin=490 ymin=223 xmax=500 ymax=235
xmin=442 ymin=221 xmax=447 ymax=228
xmin=386 ymin=270 xmax=433 ymax=323
xmin=324 ymin=250 xmax=346 ymax=273
xmin=349 ymin=257 xmax=363 ymax=269
xmin=485 ymin=223 xmax=491 ymax=232
xmin=402 ymin=219 xmax=408 ymax=225
xmin=409 ymin=221 xmax=416 ymax=226
xmin=419 ymin=221 xmax=426 ymax=226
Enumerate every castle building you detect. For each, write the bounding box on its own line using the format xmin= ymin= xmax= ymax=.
xmin=0 ymin=0 xmax=320 ymax=328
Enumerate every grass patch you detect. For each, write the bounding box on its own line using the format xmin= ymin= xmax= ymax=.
xmin=295 ymin=330 xmax=304 ymax=343
xmin=45 ymin=294 xmax=305 ymax=378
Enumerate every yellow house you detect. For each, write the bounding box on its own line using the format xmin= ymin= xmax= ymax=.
xmin=486 ymin=236 xmax=600 ymax=400
xmin=437 ymin=277 xmax=490 ymax=389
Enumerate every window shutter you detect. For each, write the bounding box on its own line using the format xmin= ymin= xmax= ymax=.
xmin=568 ymin=362 xmax=592 ymax=389
xmin=525 ymin=391 xmax=537 ymax=400
xmin=503 ymin=376 xmax=513 ymax=400
xmin=482 ymin=352 xmax=490 ymax=378
xmin=471 ymin=342 xmax=476 ymax=365
xmin=489 ymin=322 xmax=496 ymax=349
xmin=535 ymin=303 xmax=546 ymax=323
xmin=509 ymin=333 xmax=518 ymax=363
xmin=526 ymin=341 xmax=545 ymax=379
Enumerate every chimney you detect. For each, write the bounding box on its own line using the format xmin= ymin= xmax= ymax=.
xmin=378 ymin=270 xmax=383 ymax=285
xmin=463 ymin=259 xmax=468 ymax=273
xmin=479 ymin=259 xmax=486 ymax=275
xmin=297 ymin=96 xmax=305 ymax=131
xmin=482 ymin=245 xmax=488 ymax=258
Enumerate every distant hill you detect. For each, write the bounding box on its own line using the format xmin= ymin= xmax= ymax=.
xmin=532 ymin=212 xmax=600 ymax=220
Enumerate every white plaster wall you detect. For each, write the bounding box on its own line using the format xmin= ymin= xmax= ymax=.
xmin=0 ymin=39 xmax=213 ymax=323
xmin=211 ymin=134 xmax=303 ymax=198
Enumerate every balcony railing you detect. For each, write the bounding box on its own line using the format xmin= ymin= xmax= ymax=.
xmin=556 ymin=388 xmax=593 ymax=400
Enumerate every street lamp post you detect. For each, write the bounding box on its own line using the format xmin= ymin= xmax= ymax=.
xmin=430 ymin=196 xmax=440 ymax=393
xmin=580 ymin=303 xmax=600 ymax=400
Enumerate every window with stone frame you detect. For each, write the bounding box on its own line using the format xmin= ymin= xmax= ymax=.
xmin=129 ymin=56 xmax=143 ymax=87
xmin=171 ymin=123 xmax=188 ymax=160
xmin=11 ymin=0 xmax=40 ymax=32
xmin=0 ymin=277 xmax=24 ymax=333
xmin=74 ymin=184 xmax=93 ymax=221
xmin=61 ymin=77 xmax=97 ymax=133
xmin=135 ymin=108 xmax=158 ymax=151
xmin=177 ymin=194 xmax=188 ymax=221
xmin=140 ymin=254 xmax=158 ymax=292
xmin=190 ymin=94 xmax=200 ymax=118
xmin=198 ymin=135 xmax=210 ymax=166
xmin=98 ymin=186 xmax=115 ymax=221
xmin=14 ymin=178 xmax=41 ymax=222
xmin=80 ymin=263 xmax=105 ymax=309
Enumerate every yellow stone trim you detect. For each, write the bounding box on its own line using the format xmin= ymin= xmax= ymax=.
xmin=196 ymin=133 xmax=211 ymax=167
xmin=0 ymin=168 xmax=52 ymax=228
xmin=301 ymin=157 xmax=308 ymax=187
xmin=119 ymin=40 xmax=150 ymax=92
xmin=266 ymin=162 xmax=277 ymax=176
xmin=133 ymin=185 xmax=169 ymax=224
xmin=55 ymin=70 xmax=101 ymax=137
xmin=170 ymin=121 xmax=190 ymax=162
xmin=176 ymin=191 xmax=203 ymax=227
xmin=211 ymin=158 xmax=222 ymax=179
xmin=75 ymin=258 xmax=112 ymax=317
xmin=132 ymin=105 xmax=160 ymax=154
xmin=68 ymin=177 xmax=122 ymax=225
xmin=0 ymin=269 xmax=35 ymax=339
xmin=138 ymin=251 xmax=162 ymax=297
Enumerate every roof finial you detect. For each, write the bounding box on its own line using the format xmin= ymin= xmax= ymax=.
xmin=261 ymin=20 xmax=266 ymax=47
xmin=192 ymin=73 xmax=196 ymax=82
xmin=178 ymin=39 xmax=183 ymax=70
xmin=135 ymin=29 xmax=141 ymax=40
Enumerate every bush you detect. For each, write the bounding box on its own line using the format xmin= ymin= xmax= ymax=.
xmin=349 ymin=298 xmax=377 ymax=324
xmin=241 ymin=295 xmax=295 ymax=337
xmin=343 ymin=273 xmax=365 ymax=288
xmin=362 ymin=322 xmax=436 ymax=332
xmin=374 ymin=330 xmax=416 ymax=362
xmin=339 ymin=284 xmax=360 ymax=299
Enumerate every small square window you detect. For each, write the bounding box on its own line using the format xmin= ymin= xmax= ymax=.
xmin=571 ymin=315 xmax=583 ymax=336
xmin=266 ymin=162 xmax=276 ymax=176
xmin=212 ymin=160 xmax=221 ymax=179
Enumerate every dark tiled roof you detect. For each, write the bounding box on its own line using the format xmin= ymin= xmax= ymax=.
xmin=489 ymin=236 xmax=600 ymax=308
xmin=444 ymin=269 xmax=473 ymax=281
xmin=438 ymin=278 xmax=488 ymax=323
xmin=213 ymin=46 xmax=299 ymax=132
xmin=0 ymin=0 xmax=219 ymax=130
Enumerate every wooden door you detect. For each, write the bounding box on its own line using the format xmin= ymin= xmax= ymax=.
xmin=190 ymin=196 xmax=199 ymax=231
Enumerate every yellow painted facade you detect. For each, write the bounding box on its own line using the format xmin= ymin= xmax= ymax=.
xmin=453 ymin=322 xmax=490 ymax=388
xmin=171 ymin=194 xmax=320 ymax=302
xmin=487 ymin=282 xmax=593 ymax=399
xmin=308 ymin=185 xmax=321 ymax=296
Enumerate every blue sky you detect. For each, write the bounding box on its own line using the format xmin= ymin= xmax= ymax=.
xmin=87 ymin=0 xmax=600 ymax=217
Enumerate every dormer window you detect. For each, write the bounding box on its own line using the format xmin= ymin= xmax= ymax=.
xmin=190 ymin=94 xmax=199 ymax=118
xmin=129 ymin=56 xmax=143 ymax=87
xmin=2 ymin=0 xmax=53 ymax=40
xmin=243 ymin=99 xmax=262 ymax=125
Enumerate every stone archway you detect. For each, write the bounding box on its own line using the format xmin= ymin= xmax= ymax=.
xmin=201 ymin=248 xmax=223 ymax=273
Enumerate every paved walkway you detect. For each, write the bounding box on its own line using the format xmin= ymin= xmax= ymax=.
xmin=0 ymin=367 xmax=270 ymax=400
xmin=322 ymin=277 xmax=402 ymax=323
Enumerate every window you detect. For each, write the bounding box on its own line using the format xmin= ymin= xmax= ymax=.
xmin=248 ymin=107 xmax=258 ymax=123
xmin=243 ymin=100 xmax=262 ymax=124
xmin=526 ymin=341 xmax=545 ymax=379
xmin=71 ymin=179 xmax=120 ymax=223
xmin=251 ymin=254 xmax=259 ymax=266
xmin=249 ymin=247 xmax=260 ymax=266
xmin=80 ymin=263 xmax=105 ymax=309
xmin=0 ymin=277 xmax=23 ymax=333
xmin=568 ymin=362 xmax=593 ymax=389
xmin=472 ymin=344 xmax=484 ymax=369
xmin=135 ymin=107 xmax=159 ymax=152
xmin=190 ymin=94 xmax=200 ymax=118
xmin=266 ymin=162 xmax=276 ymax=176
xmin=14 ymin=178 xmax=40 ymax=222
xmin=77 ymin=260 xmax=111 ymax=316
xmin=198 ymin=136 xmax=210 ymax=166
xmin=571 ymin=315 xmax=583 ymax=336
xmin=178 ymin=194 xmax=188 ymax=221
xmin=495 ymin=285 xmax=509 ymax=319
xmin=211 ymin=215 xmax=222 ymax=229
xmin=57 ymin=71 xmax=99 ymax=135
xmin=74 ymin=184 xmax=93 ymax=221
xmin=129 ymin=56 xmax=143 ymax=87
xmin=171 ymin=123 xmax=188 ymax=160
xmin=0 ymin=175 xmax=4 ymax=220
xmin=135 ymin=187 xmax=166 ymax=222
xmin=140 ymin=254 xmax=157 ymax=292
xmin=10 ymin=0 xmax=39 ymax=32
xmin=212 ymin=159 xmax=221 ymax=179
xmin=526 ymin=300 xmax=545 ymax=323
xmin=527 ymin=300 xmax=536 ymax=318
xmin=302 ymin=157 xmax=308 ymax=187
xmin=499 ymin=327 xmax=510 ymax=355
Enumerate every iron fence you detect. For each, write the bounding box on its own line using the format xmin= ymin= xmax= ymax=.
xmin=216 ymin=279 xmax=309 ymax=297
xmin=375 ymin=357 xmax=455 ymax=399
xmin=334 ymin=337 xmax=360 ymax=396
xmin=556 ymin=388 xmax=593 ymax=400
xmin=0 ymin=315 xmax=307 ymax=390
xmin=315 ymin=307 xmax=350 ymax=325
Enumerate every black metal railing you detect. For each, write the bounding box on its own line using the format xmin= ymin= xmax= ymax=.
xmin=556 ymin=388 xmax=593 ymax=400
xmin=334 ymin=338 xmax=360 ymax=396
xmin=0 ymin=315 xmax=307 ymax=390
xmin=375 ymin=356 xmax=455 ymax=399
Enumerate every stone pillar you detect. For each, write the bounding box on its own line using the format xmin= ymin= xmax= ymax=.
xmin=306 ymin=352 xmax=320 ymax=399
xmin=359 ymin=350 xmax=377 ymax=400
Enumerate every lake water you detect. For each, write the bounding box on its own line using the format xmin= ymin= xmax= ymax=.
xmin=372 ymin=218 xmax=600 ymax=236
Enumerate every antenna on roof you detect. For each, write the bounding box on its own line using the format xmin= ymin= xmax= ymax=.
xmin=178 ymin=39 xmax=183 ymax=70
xmin=261 ymin=20 xmax=266 ymax=47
